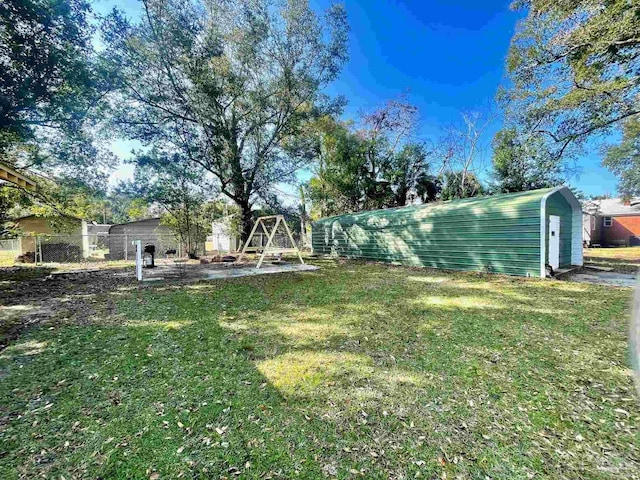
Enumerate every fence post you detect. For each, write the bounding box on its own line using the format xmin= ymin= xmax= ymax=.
xmin=135 ymin=240 xmax=142 ymax=281
xmin=36 ymin=236 xmax=43 ymax=264
xmin=125 ymin=234 xmax=128 ymax=261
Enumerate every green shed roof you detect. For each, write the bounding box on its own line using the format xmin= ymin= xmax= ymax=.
xmin=316 ymin=187 xmax=558 ymax=224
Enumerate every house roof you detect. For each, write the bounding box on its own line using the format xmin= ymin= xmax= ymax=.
xmin=583 ymin=198 xmax=640 ymax=216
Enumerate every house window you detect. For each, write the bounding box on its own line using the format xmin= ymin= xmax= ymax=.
xmin=604 ymin=216 xmax=613 ymax=227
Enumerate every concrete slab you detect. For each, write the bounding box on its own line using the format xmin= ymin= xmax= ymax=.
xmin=141 ymin=261 xmax=319 ymax=283
xmin=567 ymin=271 xmax=638 ymax=288
xmin=204 ymin=264 xmax=319 ymax=280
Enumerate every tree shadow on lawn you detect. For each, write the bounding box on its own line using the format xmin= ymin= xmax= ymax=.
xmin=0 ymin=259 xmax=638 ymax=479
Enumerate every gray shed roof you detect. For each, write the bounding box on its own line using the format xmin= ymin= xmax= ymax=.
xmin=109 ymin=217 xmax=162 ymax=228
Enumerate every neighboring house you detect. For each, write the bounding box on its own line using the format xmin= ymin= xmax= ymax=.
xmin=14 ymin=214 xmax=89 ymax=261
xmin=313 ymin=186 xmax=583 ymax=278
xmin=583 ymin=198 xmax=640 ymax=247
xmin=107 ymin=218 xmax=176 ymax=260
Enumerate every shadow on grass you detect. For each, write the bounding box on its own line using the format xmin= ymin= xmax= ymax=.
xmin=0 ymin=258 xmax=637 ymax=479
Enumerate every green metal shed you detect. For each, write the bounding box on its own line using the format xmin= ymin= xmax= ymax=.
xmin=311 ymin=186 xmax=583 ymax=278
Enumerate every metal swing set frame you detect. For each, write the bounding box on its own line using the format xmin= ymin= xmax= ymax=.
xmin=236 ymin=215 xmax=304 ymax=269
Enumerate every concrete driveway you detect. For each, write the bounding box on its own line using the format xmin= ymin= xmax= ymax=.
xmin=567 ymin=270 xmax=638 ymax=287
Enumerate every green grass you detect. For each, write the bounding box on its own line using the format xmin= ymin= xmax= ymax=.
xmin=585 ymin=247 xmax=640 ymax=261
xmin=584 ymin=247 xmax=640 ymax=273
xmin=0 ymin=259 xmax=638 ymax=479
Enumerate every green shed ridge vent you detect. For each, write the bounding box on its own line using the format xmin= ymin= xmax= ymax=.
xmin=311 ymin=187 xmax=583 ymax=278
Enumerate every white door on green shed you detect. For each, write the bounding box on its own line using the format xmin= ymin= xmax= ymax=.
xmin=548 ymin=215 xmax=560 ymax=270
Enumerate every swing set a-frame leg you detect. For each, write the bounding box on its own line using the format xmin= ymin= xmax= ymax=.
xmin=256 ymin=216 xmax=281 ymax=269
xmin=236 ymin=219 xmax=262 ymax=264
xmin=281 ymin=216 xmax=305 ymax=265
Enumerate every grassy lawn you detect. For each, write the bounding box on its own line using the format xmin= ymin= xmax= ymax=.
xmin=0 ymin=259 xmax=638 ymax=479
xmin=584 ymin=247 xmax=640 ymax=273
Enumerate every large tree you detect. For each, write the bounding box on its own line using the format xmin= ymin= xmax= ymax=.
xmin=307 ymin=117 xmax=364 ymax=217
xmin=307 ymin=106 xmax=438 ymax=217
xmin=503 ymin=0 xmax=640 ymax=165
xmin=433 ymin=110 xmax=494 ymax=200
xmin=603 ymin=117 xmax=640 ymax=196
xmin=385 ymin=142 xmax=439 ymax=206
xmin=0 ymin=0 xmax=115 ymax=227
xmin=102 ymin=0 xmax=348 ymax=240
xmin=1 ymin=0 xmax=112 ymax=181
xmin=356 ymin=98 xmax=421 ymax=209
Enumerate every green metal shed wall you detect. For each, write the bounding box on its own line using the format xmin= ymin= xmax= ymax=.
xmin=312 ymin=189 xmax=554 ymax=277
xmin=545 ymin=191 xmax=573 ymax=267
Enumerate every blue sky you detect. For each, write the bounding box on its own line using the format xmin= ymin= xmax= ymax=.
xmin=99 ymin=0 xmax=620 ymax=197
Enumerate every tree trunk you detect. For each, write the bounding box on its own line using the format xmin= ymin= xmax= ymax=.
xmin=239 ymin=200 xmax=253 ymax=243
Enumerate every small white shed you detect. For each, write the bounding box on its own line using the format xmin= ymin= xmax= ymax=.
xmin=210 ymin=219 xmax=239 ymax=253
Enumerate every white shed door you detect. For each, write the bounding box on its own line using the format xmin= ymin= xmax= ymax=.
xmin=548 ymin=215 xmax=560 ymax=270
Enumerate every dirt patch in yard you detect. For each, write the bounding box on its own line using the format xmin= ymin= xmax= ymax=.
xmin=0 ymin=258 xmax=312 ymax=349
xmin=0 ymin=266 xmax=135 ymax=350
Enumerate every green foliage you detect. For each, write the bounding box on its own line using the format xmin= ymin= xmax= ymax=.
xmin=0 ymin=176 xmax=152 ymax=234
xmin=603 ymin=117 xmax=640 ymax=196
xmin=307 ymin=101 xmax=439 ymax=217
xmin=440 ymin=171 xmax=483 ymax=201
xmin=388 ymin=143 xmax=440 ymax=205
xmin=1 ymin=177 xmax=111 ymax=233
xmin=101 ymin=0 xmax=349 ymax=239
xmin=491 ymin=128 xmax=565 ymax=192
xmin=119 ymin=151 xmax=214 ymax=255
xmin=503 ymin=0 xmax=640 ymax=164
xmin=0 ymin=0 xmax=114 ymax=185
xmin=307 ymin=117 xmax=366 ymax=217
xmin=0 ymin=187 xmax=31 ymax=234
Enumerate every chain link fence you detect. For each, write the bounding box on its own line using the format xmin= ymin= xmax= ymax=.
xmin=3 ymin=230 xmax=309 ymax=265
xmin=8 ymin=234 xmax=183 ymax=264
